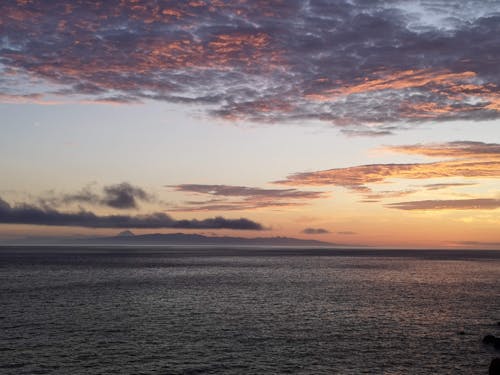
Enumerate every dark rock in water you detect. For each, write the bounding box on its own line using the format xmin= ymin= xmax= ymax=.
xmin=484 ymin=335 xmax=496 ymax=345
xmin=490 ymin=358 xmax=500 ymax=375
xmin=458 ymin=330 xmax=465 ymax=335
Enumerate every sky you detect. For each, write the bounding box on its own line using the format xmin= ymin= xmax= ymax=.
xmin=1 ymin=0 xmax=500 ymax=248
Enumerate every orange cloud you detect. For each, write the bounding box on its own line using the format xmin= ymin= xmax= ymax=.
xmin=386 ymin=198 xmax=500 ymax=211
xmin=421 ymin=182 xmax=477 ymax=191
xmin=398 ymin=101 xmax=475 ymax=119
xmin=278 ymin=160 xmax=500 ymax=190
xmin=275 ymin=141 xmax=500 ymax=215
xmin=306 ymin=69 xmax=476 ymax=101
xmin=384 ymin=141 xmax=500 ymax=159
xmin=301 ymin=68 xmax=500 ymax=123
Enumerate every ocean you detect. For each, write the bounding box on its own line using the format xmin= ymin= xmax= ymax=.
xmin=1 ymin=246 xmax=499 ymax=374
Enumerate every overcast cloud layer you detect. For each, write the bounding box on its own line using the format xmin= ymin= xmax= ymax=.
xmin=3 ymin=1 xmax=500 ymax=132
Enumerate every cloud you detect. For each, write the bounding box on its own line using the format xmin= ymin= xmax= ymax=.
xmin=0 ymin=197 xmax=263 ymax=230
xmin=278 ymin=141 xmax=500 ymax=194
xmin=384 ymin=141 xmax=500 ymax=159
xmin=42 ymin=182 xmax=154 ymax=209
xmin=172 ymin=184 xmax=322 ymax=198
xmin=276 ymin=141 xmax=500 ymax=208
xmin=169 ymin=184 xmax=325 ymax=211
xmin=386 ymin=198 xmax=500 ymax=211
xmin=302 ymin=227 xmax=330 ymax=234
xmin=277 ymin=159 xmax=500 ymax=191
xmin=337 ymin=231 xmax=357 ymax=235
xmin=3 ymin=1 xmax=500 ymax=131
xmin=421 ymin=182 xmax=477 ymax=191
xmin=102 ymin=183 xmax=152 ymax=209
xmin=361 ymin=190 xmax=416 ymax=201
xmin=341 ymin=129 xmax=396 ymax=137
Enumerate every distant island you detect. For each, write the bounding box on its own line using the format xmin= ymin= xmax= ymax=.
xmin=2 ymin=231 xmax=335 ymax=247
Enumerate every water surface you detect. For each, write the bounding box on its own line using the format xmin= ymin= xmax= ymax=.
xmin=1 ymin=246 xmax=499 ymax=374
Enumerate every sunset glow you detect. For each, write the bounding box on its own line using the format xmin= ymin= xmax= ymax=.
xmin=1 ymin=0 xmax=500 ymax=248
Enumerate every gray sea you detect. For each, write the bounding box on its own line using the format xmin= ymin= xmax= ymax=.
xmin=1 ymin=246 xmax=500 ymax=374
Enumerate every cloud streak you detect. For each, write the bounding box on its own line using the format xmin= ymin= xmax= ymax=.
xmin=421 ymin=182 xmax=477 ymax=191
xmin=386 ymin=198 xmax=500 ymax=211
xmin=3 ymin=1 xmax=500 ymax=131
xmin=278 ymin=142 xmax=500 ymax=195
xmin=302 ymin=228 xmax=330 ymax=234
xmin=170 ymin=184 xmax=325 ymax=211
xmin=384 ymin=141 xmax=500 ymax=159
xmin=0 ymin=197 xmax=263 ymax=230
xmin=278 ymin=160 xmax=500 ymax=191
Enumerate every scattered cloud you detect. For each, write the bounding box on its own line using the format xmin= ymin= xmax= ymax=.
xmin=169 ymin=184 xmax=325 ymax=211
xmin=386 ymin=198 xmax=500 ymax=211
xmin=172 ymin=184 xmax=322 ymax=198
xmin=341 ymin=129 xmax=396 ymax=138
xmin=275 ymin=141 xmax=500 ymax=211
xmin=0 ymin=197 xmax=263 ymax=230
xmin=384 ymin=141 xmax=500 ymax=159
xmin=3 ymin=1 xmax=500 ymax=131
xmin=277 ymin=159 xmax=500 ymax=192
xmin=421 ymin=182 xmax=477 ymax=191
xmin=361 ymin=189 xmax=416 ymax=201
xmin=41 ymin=182 xmax=154 ymax=209
xmin=102 ymin=183 xmax=152 ymax=209
xmin=302 ymin=227 xmax=330 ymax=234
xmin=278 ymin=142 xmax=500 ymax=198
xmin=337 ymin=231 xmax=357 ymax=235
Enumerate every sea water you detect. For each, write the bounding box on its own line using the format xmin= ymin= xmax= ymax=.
xmin=1 ymin=246 xmax=499 ymax=374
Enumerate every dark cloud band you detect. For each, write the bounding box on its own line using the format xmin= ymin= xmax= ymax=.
xmin=0 ymin=197 xmax=263 ymax=230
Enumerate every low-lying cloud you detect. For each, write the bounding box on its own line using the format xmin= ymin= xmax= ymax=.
xmin=337 ymin=231 xmax=357 ymax=235
xmin=0 ymin=197 xmax=263 ymax=230
xmin=302 ymin=228 xmax=330 ymax=234
xmin=386 ymin=198 xmax=500 ymax=211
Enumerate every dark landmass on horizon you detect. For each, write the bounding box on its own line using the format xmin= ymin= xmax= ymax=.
xmin=2 ymin=232 xmax=500 ymax=252
xmin=0 ymin=231 xmax=336 ymax=247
